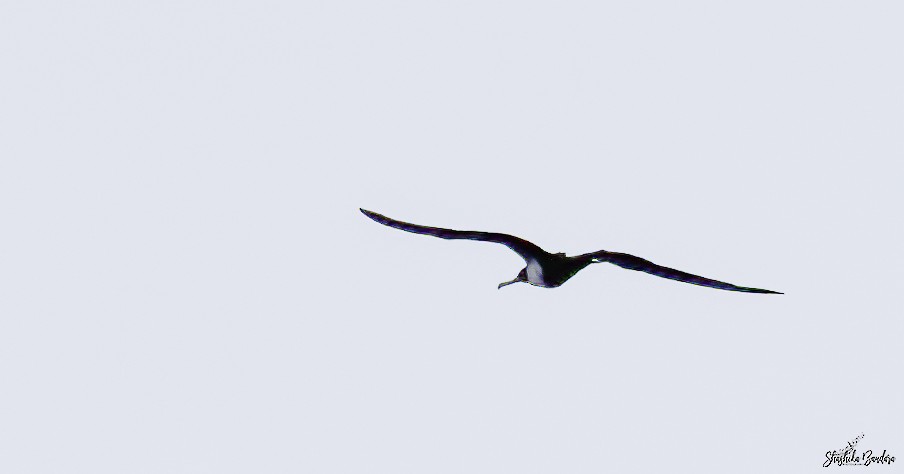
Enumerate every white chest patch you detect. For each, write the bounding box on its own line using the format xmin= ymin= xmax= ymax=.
xmin=526 ymin=259 xmax=545 ymax=285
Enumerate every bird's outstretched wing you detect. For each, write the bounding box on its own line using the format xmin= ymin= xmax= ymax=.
xmin=360 ymin=209 xmax=547 ymax=262
xmin=585 ymin=250 xmax=782 ymax=294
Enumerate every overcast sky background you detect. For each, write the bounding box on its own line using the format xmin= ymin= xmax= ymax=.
xmin=2 ymin=1 xmax=902 ymax=473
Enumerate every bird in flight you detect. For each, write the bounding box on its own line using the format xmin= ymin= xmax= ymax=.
xmin=360 ymin=209 xmax=781 ymax=294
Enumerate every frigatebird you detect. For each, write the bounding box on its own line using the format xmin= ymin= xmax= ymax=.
xmin=360 ymin=209 xmax=781 ymax=294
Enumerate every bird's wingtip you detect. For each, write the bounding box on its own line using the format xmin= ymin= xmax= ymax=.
xmin=360 ymin=208 xmax=386 ymax=224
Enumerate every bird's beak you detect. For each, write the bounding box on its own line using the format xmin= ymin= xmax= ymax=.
xmin=498 ymin=278 xmax=519 ymax=289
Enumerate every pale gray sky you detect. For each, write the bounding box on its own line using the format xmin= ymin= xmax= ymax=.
xmin=1 ymin=1 xmax=902 ymax=473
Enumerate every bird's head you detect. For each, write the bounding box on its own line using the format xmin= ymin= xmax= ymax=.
xmin=498 ymin=268 xmax=528 ymax=289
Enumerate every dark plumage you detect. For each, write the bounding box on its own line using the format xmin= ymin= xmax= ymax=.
xmin=360 ymin=208 xmax=781 ymax=294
